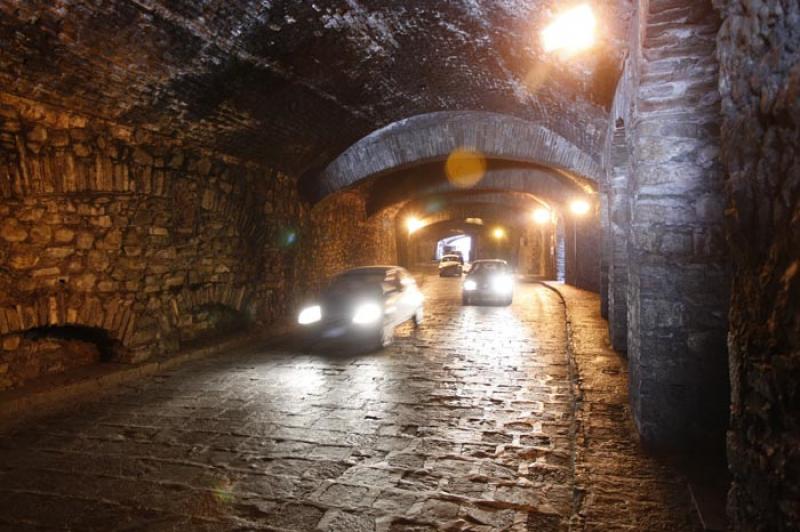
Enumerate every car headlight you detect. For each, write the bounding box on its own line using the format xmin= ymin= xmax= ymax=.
xmin=352 ymin=302 xmax=382 ymax=325
xmin=463 ymin=280 xmax=477 ymax=291
xmin=491 ymin=275 xmax=513 ymax=294
xmin=298 ymin=305 xmax=321 ymax=325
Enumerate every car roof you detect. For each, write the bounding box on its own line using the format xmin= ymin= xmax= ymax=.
xmin=340 ymin=265 xmax=400 ymax=276
xmin=441 ymin=255 xmax=460 ymax=259
xmin=471 ymin=259 xmax=508 ymax=264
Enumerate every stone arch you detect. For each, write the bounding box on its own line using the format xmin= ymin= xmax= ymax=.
xmin=366 ymin=163 xmax=592 ymax=216
xmin=316 ymin=112 xmax=604 ymax=200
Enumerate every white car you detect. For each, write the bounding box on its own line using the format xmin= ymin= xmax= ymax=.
xmin=297 ymin=266 xmax=424 ymax=350
xmin=438 ymin=254 xmax=464 ymax=277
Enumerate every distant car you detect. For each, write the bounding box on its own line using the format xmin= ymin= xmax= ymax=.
xmin=297 ymin=266 xmax=424 ymax=350
xmin=462 ymin=259 xmax=514 ymax=306
xmin=438 ymin=254 xmax=464 ymax=277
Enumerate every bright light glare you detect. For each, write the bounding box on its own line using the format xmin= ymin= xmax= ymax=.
xmin=298 ymin=305 xmax=321 ymax=325
xmin=541 ymin=4 xmax=596 ymax=54
xmin=532 ymin=208 xmax=551 ymax=224
xmin=491 ymin=275 xmax=513 ymax=294
xmin=352 ymin=302 xmax=382 ymax=325
xmin=463 ymin=280 xmax=477 ymax=291
xmin=570 ymin=199 xmax=591 ymax=216
xmin=492 ymin=227 xmax=506 ymax=239
xmin=407 ymin=217 xmax=424 ymax=234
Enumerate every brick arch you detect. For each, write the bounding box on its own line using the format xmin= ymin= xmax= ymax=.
xmin=317 ymin=112 xmax=604 ymax=200
xmin=0 ymin=295 xmax=134 ymax=357
xmin=173 ymin=283 xmax=257 ymax=321
xmin=366 ymin=164 xmax=592 ymax=216
xmin=396 ymin=190 xmax=549 ymax=229
xmin=412 ymin=201 xmax=535 ymax=233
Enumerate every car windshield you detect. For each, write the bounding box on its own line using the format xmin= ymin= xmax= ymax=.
xmin=471 ymin=262 xmax=507 ymax=274
xmin=328 ymin=272 xmax=385 ymax=292
xmin=441 ymin=256 xmax=460 ymax=263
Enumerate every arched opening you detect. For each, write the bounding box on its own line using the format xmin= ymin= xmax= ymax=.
xmin=436 ymin=234 xmax=472 ymax=263
xmin=1 ymin=325 xmax=121 ymax=392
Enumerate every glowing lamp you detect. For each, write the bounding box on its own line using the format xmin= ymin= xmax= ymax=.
xmin=406 ymin=217 xmax=424 ymax=234
xmin=492 ymin=227 xmax=507 ymax=239
xmin=532 ymin=208 xmax=551 ymax=224
xmin=541 ymin=4 xmax=596 ymax=54
xmin=570 ymin=199 xmax=591 ymax=216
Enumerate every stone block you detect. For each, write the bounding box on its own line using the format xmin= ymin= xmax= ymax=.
xmin=0 ymin=219 xmax=27 ymax=242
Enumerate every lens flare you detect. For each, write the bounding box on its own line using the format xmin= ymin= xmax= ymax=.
xmin=445 ymin=149 xmax=487 ymax=188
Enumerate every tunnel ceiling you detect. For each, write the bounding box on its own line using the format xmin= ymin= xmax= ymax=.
xmin=0 ymin=0 xmax=629 ymax=183
xmin=364 ymin=160 xmax=589 ymax=215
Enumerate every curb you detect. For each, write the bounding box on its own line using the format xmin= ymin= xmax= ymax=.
xmin=535 ymin=281 xmax=587 ymax=529
xmin=0 ymin=322 xmax=290 ymax=430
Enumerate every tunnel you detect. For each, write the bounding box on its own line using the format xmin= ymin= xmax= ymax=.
xmin=0 ymin=1 xmax=797 ymax=530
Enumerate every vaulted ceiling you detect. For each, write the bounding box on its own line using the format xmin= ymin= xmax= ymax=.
xmin=0 ymin=0 xmax=630 ymax=186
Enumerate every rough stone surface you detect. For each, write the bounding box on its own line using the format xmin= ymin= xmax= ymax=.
xmin=0 ymin=94 xmax=394 ymax=389
xmin=0 ymin=276 xmax=697 ymax=530
xmin=716 ymin=0 xmax=800 ymax=528
xmin=606 ymin=0 xmax=730 ymax=449
xmin=0 ymin=1 xmax=629 ymax=180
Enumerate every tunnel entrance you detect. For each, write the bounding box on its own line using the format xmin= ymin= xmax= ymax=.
xmin=436 ymin=234 xmax=472 ymax=262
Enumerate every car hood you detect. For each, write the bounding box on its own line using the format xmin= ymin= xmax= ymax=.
xmin=319 ymin=286 xmax=384 ymax=318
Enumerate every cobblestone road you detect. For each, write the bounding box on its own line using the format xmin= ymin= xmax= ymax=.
xmin=0 ymin=277 xmax=696 ymax=531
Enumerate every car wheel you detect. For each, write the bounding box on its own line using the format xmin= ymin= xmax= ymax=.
xmin=504 ymin=296 xmax=513 ymax=306
xmin=413 ymin=306 xmax=424 ymax=326
xmin=462 ymin=294 xmax=471 ymax=306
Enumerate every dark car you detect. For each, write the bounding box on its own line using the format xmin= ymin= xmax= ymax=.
xmin=438 ymin=254 xmax=464 ymax=277
xmin=461 ymin=259 xmax=514 ymax=306
xmin=297 ymin=266 xmax=424 ymax=350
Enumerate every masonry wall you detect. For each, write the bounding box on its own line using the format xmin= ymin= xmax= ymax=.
xmin=564 ymin=212 xmax=602 ymax=293
xmin=716 ymin=1 xmax=800 ymax=528
xmin=609 ymin=0 xmax=730 ymax=448
xmin=0 ymin=93 xmax=394 ymax=391
xmin=296 ymin=190 xmax=397 ymax=297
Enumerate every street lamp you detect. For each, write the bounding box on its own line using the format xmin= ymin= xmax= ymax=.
xmin=541 ymin=4 xmax=596 ymax=55
xmin=532 ymin=207 xmax=551 ymax=225
xmin=406 ymin=216 xmax=423 ymax=234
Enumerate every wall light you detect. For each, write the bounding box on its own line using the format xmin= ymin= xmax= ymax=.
xmin=541 ymin=4 xmax=596 ymax=54
xmin=406 ymin=216 xmax=424 ymax=234
xmin=570 ymin=199 xmax=591 ymax=216
xmin=492 ymin=227 xmax=507 ymax=239
xmin=532 ymin=207 xmax=551 ymax=224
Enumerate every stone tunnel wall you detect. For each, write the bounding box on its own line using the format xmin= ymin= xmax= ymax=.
xmin=608 ymin=0 xmax=730 ymax=449
xmin=295 ymin=190 xmax=397 ymax=299
xmin=0 ymin=92 xmax=305 ymax=377
xmin=564 ymin=212 xmax=603 ymax=293
xmin=0 ymin=93 xmax=398 ymax=390
xmin=716 ymin=1 xmax=800 ymax=528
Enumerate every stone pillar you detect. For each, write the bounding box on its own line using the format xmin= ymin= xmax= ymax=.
xmin=607 ymin=122 xmax=630 ymax=352
xmin=625 ymin=0 xmax=729 ymax=448
xmin=600 ymin=191 xmax=610 ymax=318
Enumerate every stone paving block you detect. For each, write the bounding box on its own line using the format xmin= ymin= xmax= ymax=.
xmin=0 ymin=277 xmax=698 ymax=530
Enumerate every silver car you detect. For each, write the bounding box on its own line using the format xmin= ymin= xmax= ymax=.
xmin=297 ymin=266 xmax=424 ymax=350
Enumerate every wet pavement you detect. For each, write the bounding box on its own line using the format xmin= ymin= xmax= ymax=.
xmin=0 ymin=276 xmax=697 ymax=531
